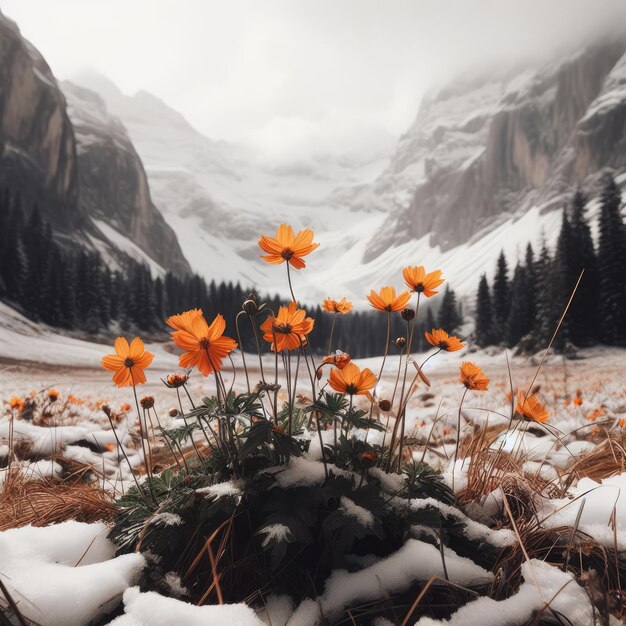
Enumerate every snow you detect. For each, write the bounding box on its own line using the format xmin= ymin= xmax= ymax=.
xmin=259 ymin=523 xmax=292 ymax=547
xmin=415 ymin=559 xmax=592 ymax=626
xmin=286 ymin=539 xmax=493 ymax=625
xmin=196 ymin=480 xmax=243 ymax=499
xmin=540 ymin=472 xmax=626 ymax=549
xmin=0 ymin=301 xmax=178 ymax=369
xmin=92 ymin=219 xmax=166 ymax=278
xmin=0 ymin=521 xmax=145 ymax=626
xmin=339 ymin=496 xmax=375 ymax=527
xmin=109 ymin=587 xmax=265 ymax=626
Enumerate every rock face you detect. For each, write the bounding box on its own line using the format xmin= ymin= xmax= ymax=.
xmin=62 ymin=82 xmax=190 ymax=276
xmin=362 ymin=39 xmax=626 ymax=260
xmin=0 ymin=11 xmax=189 ymax=275
xmin=0 ymin=14 xmax=79 ymax=228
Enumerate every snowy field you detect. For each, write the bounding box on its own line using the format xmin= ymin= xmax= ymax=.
xmin=2 ymin=301 xmax=626 ymax=625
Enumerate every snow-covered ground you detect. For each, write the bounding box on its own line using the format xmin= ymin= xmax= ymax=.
xmin=2 ymin=302 xmax=626 ymax=624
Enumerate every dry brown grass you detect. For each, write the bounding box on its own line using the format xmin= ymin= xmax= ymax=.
xmin=0 ymin=473 xmax=116 ymax=531
xmin=565 ymin=432 xmax=626 ymax=485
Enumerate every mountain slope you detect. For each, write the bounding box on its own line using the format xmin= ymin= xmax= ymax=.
xmin=0 ymin=11 xmax=189 ymax=277
xmin=360 ymin=39 xmax=626 ymax=260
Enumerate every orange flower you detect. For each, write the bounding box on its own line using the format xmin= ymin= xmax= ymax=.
xmin=459 ymin=362 xmax=489 ymax=391
xmin=9 ymin=396 xmax=24 ymax=412
xmin=402 ymin=266 xmax=445 ymax=297
xmin=322 ymin=297 xmax=352 ymax=315
xmin=322 ymin=350 xmax=351 ymax=369
xmin=47 ymin=389 xmax=59 ymax=402
xmin=573 ymin=396 xmax=583 ymax=406
xmin=101 ymin=337 xmax=154 ymax=387
xmin=260 ymin=301 xmax=314 ymax=352
xmin=169 ymin=311 xmax=237 ymax=376
xmin=425 ymin=329 xmax=465 ymax=352
xmin=367 ymin=286 xmax=411 ymax=312
xmin=328 ymin=362 xmax=377 ymax=396
xmin=166 ymin=309 xmax=203 ymax=333
xmin=258 ymin=224 xmax=319 ymax=269
xmin=515 ymin=391 xmax=549 ymax=423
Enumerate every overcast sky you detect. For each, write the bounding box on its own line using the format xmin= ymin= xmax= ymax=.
xmin=2 ymin=0 xmax=625 ymax=163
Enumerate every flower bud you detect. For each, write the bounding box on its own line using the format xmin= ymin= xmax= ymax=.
xmin=401 ymin=308 xmax=415 ymax=321
xmin=140 ymin=395 xmax=155 ymax=409
xmin=168 ymin=407 xmax=179 ymax=418
xmin=378 ymin=399 xmax=392 ymax=412
xmin=242 ymin=297 xmax=258 ymax=316
xmin=358 ymin=450 xmax=378 ymax=468
xmin=394 ymin=337 xmax=407 ymax=347
xmin=166 ymin=373 xmax=189 ymax=388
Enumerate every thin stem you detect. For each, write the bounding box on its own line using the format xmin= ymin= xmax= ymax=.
xmin=235 ymin=312 xmax=251 ymax=393
xmin=452 ymin=387 xmax=469 ymax=491
xmin=327 ymin=313 xmax=337 ymax=355
xmin=286 ymin=262 xmax=297 ymax=303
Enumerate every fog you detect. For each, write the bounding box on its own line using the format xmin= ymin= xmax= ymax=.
xmin=3 ymin=0 xmax=625 ymax=163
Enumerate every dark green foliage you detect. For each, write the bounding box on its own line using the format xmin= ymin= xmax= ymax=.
xmin=437 ymin=286 xmax=462 ymax=333
xmin=597 ymin=174 xmax=626 ymax=345
xmin=480 ymin=181 xmax=626 ymax=352
xmin=107 ymin=388 xmax=499 ymax=616
xmin=492 ymin=250 xmax=510 ymax=342
xmin=475 ymin=274 xmax=494 ymax=347
xmin=568 ymin=191 xmax=599 ymax=345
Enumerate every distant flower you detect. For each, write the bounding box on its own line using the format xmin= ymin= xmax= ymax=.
xmin=573 ymin=396 xmax=583 ymax=406
xmin=258 ymin=224 xmax=319 ymax=269
xmin=459 ymin=362 xmax=489 ymax=391
xmin=169 ymin=311 xmax=237 ymax=376
xmin=260 ymin=301 xmax=314 ymax=351
xmin=367 ymin=286 xmax=411 ymax=312
xmin=120 ymin=402 xmax=132 ymax=413
xmin=322 ymin=297 xmax=352 ymax=314
xmin=322 ymin=350 xmax=351 ymax=369
xmin=515 ymin=391 xmax=549 ymax=423
xmin=402 ymin=266 xmax=445 ymax=297
xmin=9 ymin=396 xmax=24 ymax=412
xmin=329 ymin=362 xmax=377 ymax=396
xmin=101 ymin=337 xmax=154 ymax=387
xmin=619 ymin=418 xmax=626 ymax=429
xmin=425 ymin=328 xmax=465 ymax=352
xmin=165 ymin=372 xmax=189 ymax=388
xmin=47 ymin=389 xmax=59 ymax=402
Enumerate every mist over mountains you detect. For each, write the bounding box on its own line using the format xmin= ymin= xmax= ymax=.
xmin=1 ymin=8 xmax=626 ymax=304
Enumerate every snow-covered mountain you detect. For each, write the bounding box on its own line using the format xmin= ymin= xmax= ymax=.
xmin=69 ymin=35 xmax=626 ymax=306
xmin=68 ymin=70 xmax=391 ymax=296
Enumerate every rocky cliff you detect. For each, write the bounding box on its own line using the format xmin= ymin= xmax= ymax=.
xmin=62 ymin=82 xmax=190 ymax=276
xmin=0 ymin=11 xmax=189 ymax=276
xmin=361 ymin=38 xmax=626 ymax=260
xmin=0 ymin=14 xmax=79 ymax=228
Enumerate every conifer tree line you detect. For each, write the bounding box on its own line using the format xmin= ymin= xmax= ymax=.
xmin=474 ymin=174 xmax=626 ymax=351
xmin=0 ymin=189 xmax=465 ymax=358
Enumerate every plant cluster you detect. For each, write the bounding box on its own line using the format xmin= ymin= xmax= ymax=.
xmin=99 ymin=223 xmax=557 ymax=622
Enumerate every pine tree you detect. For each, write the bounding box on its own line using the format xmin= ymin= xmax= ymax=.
xmin=505 ymin=263 xmax=529 ymax=347
xmin=475 ymin=274 xmax=494 ymax=346
xmin=597 ymin=174 xmax=626 ymax=345
xmin=492 ymin=250 xmax=510 ymax=343
xmin=437 ymin=286 xmax=461 ymax=333
xmin=567 ymin=190 xmax=599 ymax=345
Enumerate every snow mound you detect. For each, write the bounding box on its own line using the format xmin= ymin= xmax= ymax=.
xmin=109 ymin=587 xmax=265 ymax=625
xmin=286 ymin=538 xmax=492 ymax=625
xmin=0 ymin=521 xmax=145 ymax=626
xmin=415 ymin=559 xmax=593 ymax=626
